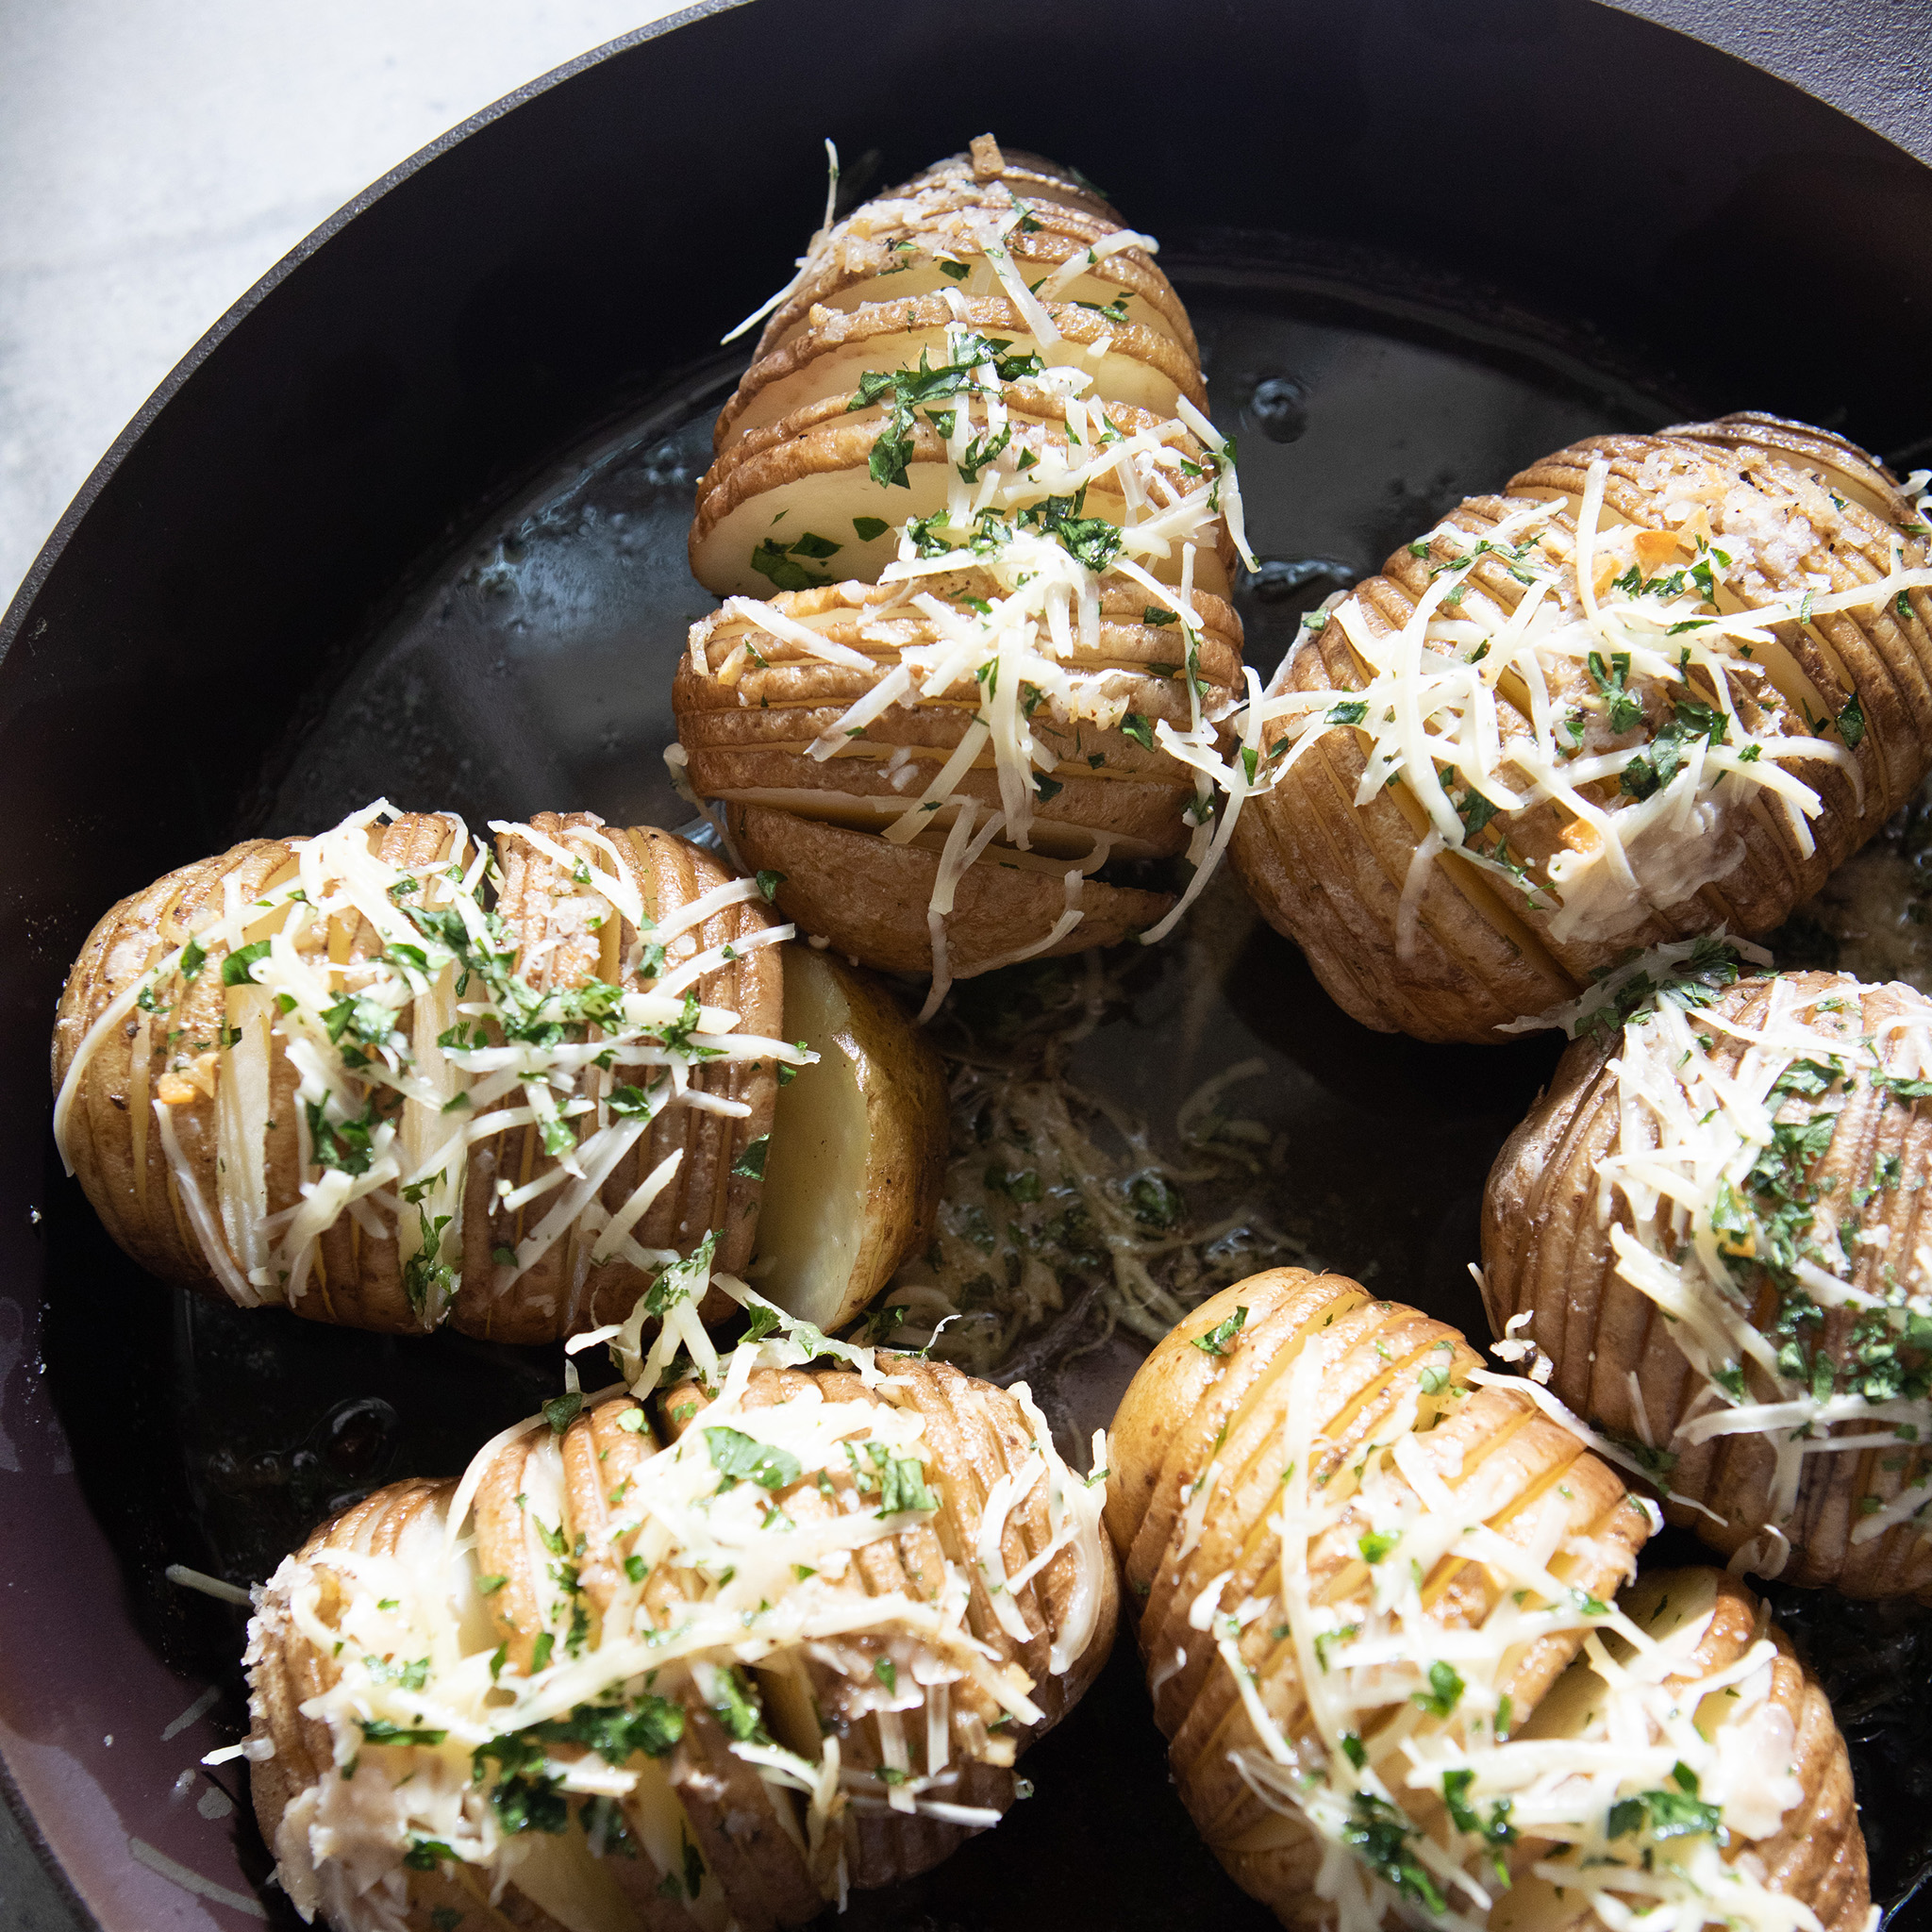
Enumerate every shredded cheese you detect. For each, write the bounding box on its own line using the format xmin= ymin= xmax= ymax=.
xmin=877 ymin=946 xmax=1308 ymax=1377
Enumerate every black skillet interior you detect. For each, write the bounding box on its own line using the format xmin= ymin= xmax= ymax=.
xmin=8 ymin=0 xmax=1932 ymax=1924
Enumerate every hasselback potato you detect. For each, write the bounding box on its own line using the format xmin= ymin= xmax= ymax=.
xmin=1484 ymin=950 xmax=1932 ymax=1595
xmin=52 ymin=801 xmax=945 ymax=1340
xmin=1105 ymin=1268 xmax=1870 ymax=1930
xmin=1229 ymin=414 xmax=1932 ymax=1043
xmin=242 ymin=1325 xmax=1115 ymax=1930
xmin=674 ymin=134 xmax=1256 ymax=1004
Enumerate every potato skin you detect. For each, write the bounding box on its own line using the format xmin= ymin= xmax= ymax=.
xmin=677 ymin=575 xmax=1240 ymax=862
xmin=1108 ymin=1270 xmax=1653 ymax=1928
xmin=1231 ymin=412 xmax=1932 ymax=1044
xmin=51 ymin=815 xmax=777 ymax=1341
xmin=727 ymin=803 xmax=1172 ymax=978
xmin=247 ymin=1362 xmax=1116 ymax=1926
xmin=1482 ymin=970 xmax=1932 ymax=1596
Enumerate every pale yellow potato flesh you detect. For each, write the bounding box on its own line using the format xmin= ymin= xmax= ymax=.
xmin=507 ymin=1832 xmax=658 ymax=1932
xmin=756 ymin=947 xmax=948 ymax=1331
xmin=691 ymin=458 xmax=1228 ymax=601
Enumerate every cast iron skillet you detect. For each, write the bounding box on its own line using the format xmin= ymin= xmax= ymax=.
xmin=8 ymin=2 xmax=1932 ymax=1926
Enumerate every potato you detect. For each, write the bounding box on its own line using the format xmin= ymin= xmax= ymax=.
xmin=753 ymin=947 xmax=947 ymax=1332
xmin=676 ymin=134 xmax=1247 ymax=990
xmin=51 ymin=803 xmax=940 ymax=1341
xmin=1483 ymin=962 xmax=1932 ymax=1596
xmin=1490 ymin=1566 xmax=1870 ymax=1932
xmin=1229 ymin=412 xmax=1932 ymax=1043
xmin=244 ymin=1353 xmax=1116 ymax=1928
xmin=1107 ymin=1268 xmax=1870 ymax=1929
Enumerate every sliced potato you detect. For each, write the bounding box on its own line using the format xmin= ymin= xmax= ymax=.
xmin=246 ymin=1362 xmax=1113 ymax=1930
xmin=1229 ymin=412 xmax=1932 ymax=1043
xmin=1481 ymin=966 xmax=1932 ymax=1595
xmin=51 ymin=808 xmax=956 ymax=1347
xmin=1493 ymin=1568 xmax=1870 ymax=1932
xmin=756 ymin=948 xmax=948 ymax=1331
xmin=690 ymin=391 xmax=1234 ymax=600
xmin=675 ymin=135 xmax=1241 ymax=987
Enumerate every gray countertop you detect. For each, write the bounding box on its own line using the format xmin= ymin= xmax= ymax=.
xmin=0 ymin=0 xmax=690 ymax=617
xmin=3 ymin=0 xmax=1929 ymax=1924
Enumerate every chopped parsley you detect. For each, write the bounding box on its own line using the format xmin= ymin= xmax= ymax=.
xmin=1607 ymin=1763 xmax=1724 ymax=1843
xmin=1190 ymin=1305 xmax=1248 ymax=1357
xmin=704 ymin=1426 xmax=801 ymax=1492
xmin=750 ymin=534 xmax=838 ymax=592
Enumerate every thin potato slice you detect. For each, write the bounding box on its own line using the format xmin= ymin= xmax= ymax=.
xmin=756 ymin=948 xmax=947 ymax=1332
xmin=711 ymin=296 xmax=1206 ymax=455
